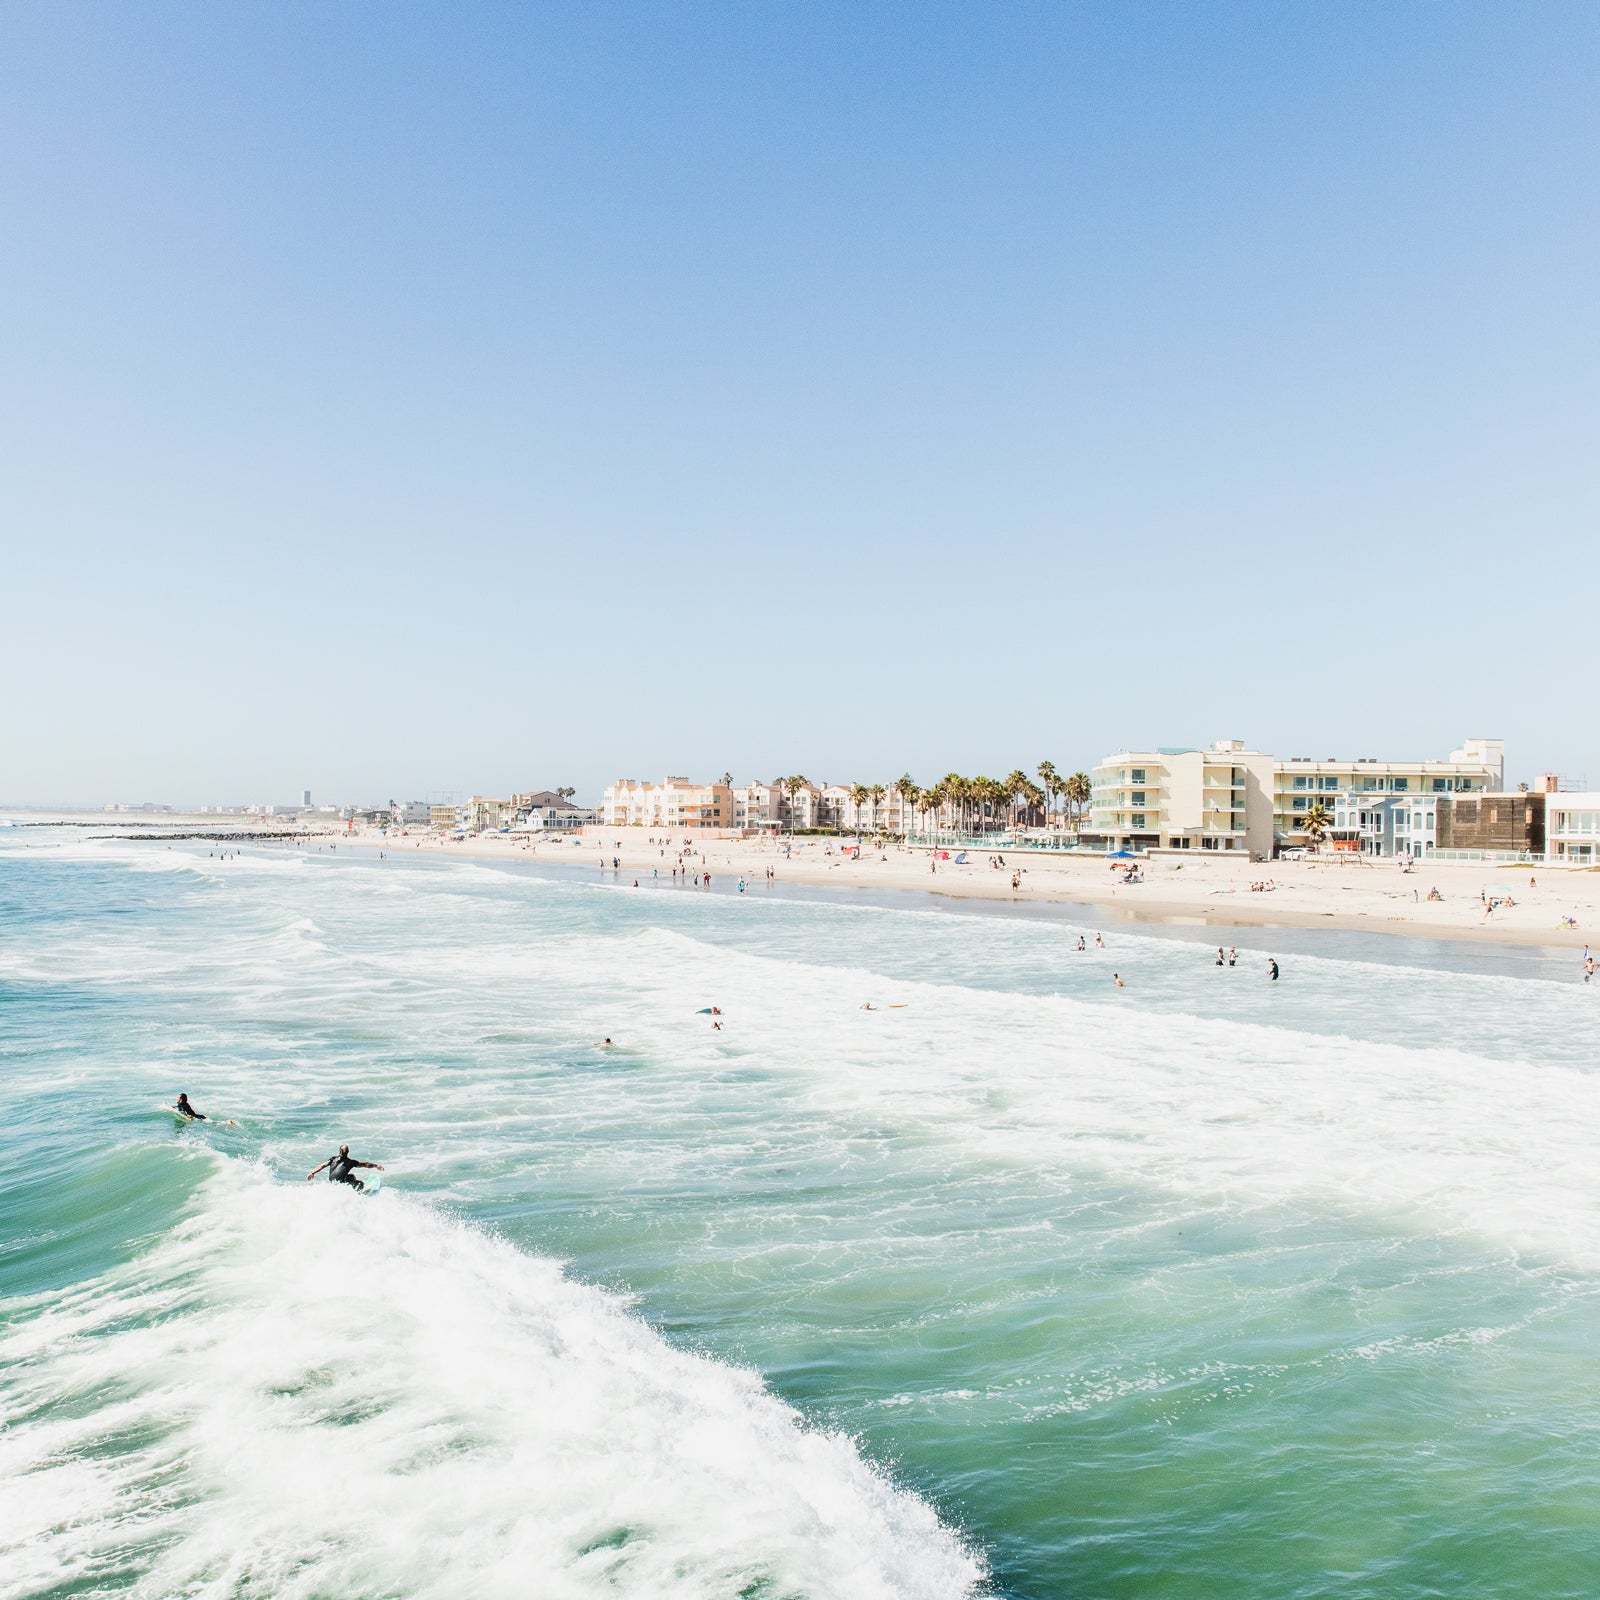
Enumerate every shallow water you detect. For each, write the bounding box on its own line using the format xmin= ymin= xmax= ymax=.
xmin=3 ymin=833 xmax=1598 ymax=1598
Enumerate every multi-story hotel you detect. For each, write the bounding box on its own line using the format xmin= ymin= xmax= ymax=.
xmin=601 ymin=777 xmax=733 ymax=831
xmin=1087 ymin=737 xmax=1505 ymax=857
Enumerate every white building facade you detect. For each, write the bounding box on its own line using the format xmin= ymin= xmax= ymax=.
xmin=1546 ymin=793 xmax=1600 ymax=864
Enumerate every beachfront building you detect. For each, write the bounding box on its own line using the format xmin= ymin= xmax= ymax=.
xmin=429 ymin=804 xmax=460 ymax=831
xmin=1273 ymin=739 xmax=1502 ymax=843
xmin=1086 ymin=736 xmax=1506 ymax=856
xmin=732 ymin=779 xmax=830 ymax=831
xmin=1086 ymin=742 xmax=1277 ymax=855
xmin=1434 ymin=791 xmax=1545 ymax=858
xmin=817 ymin=782 xmax=916 ymax=834
xmin=787 ymin=782 xmax=825 ymax=830
xmin=1329 ymin=794 xmax=1442 ymax=858
xmin=390 ymin=801 xmax=431 ymax=826
xmin=515 ymin=795 xmax=598 ymax=831
xmin=458 ymin=796 xmax=513 ymax=833
xmin=1545 ymin=793 xmax=1600 ymax=864
xmin=734 ymin=782 xmax=785 ymax=832
xmin=601 ymin=777 xmax=733 ymax=831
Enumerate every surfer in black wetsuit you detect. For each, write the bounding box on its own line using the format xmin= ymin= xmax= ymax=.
xmin=175 ymin=1093 xmax=206 ymax=1121
xmin=306 ymin=1144 xmax=384 ymax=1191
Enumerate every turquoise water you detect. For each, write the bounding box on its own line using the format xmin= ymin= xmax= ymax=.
xmin=3 ymin=830 xmax=1599 ymax=1598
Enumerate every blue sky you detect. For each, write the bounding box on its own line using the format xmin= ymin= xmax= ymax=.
xmin=2 ymin=3 xmax=1595 ymax=805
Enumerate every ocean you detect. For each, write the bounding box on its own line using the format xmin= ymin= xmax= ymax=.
xmin=2 ymin=828 xmax=1597 ymax=1598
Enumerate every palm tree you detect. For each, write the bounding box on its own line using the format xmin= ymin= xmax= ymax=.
xmin=1298 ymin=802 xmax=1332 ymax=850
xmin=1037 ymin=760 xmax=1060 ymax=829
xmin=896 ymin=775 xmax=921 ymax=838
xmin=556 ymin=787 xmax=576 ymax=802
xmin=848 ymin=783 xmax=869 ymax=833
xmin=1065 ymin=772 xmax=1091 ymax=833
xmin=939 ymin=773 xmax=965 ymax=834
xmin=869 ymin=784 xmax=887 ymax=833
xmin=1003 ymin=769 xmax=1030 ymax=829
xmin=783 ymin=775 xmax=809 ymax=830
xmin=1021 ymin=778 xmax=1045 ymax=828
xmin=721 ymin=771 xmax=732 ymax=788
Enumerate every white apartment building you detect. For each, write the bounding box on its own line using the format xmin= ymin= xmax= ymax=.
xmin=601 ymin=777 xmax=733 ymax=831
xmin=390 ymin=801 xmax=431 ymax=826
xmin=1546 ymin=792 xmax=1600 ymax=864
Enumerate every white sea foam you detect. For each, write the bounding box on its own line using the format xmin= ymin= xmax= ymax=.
xmin=0 ymin=1165 xmax=984 ymax=1600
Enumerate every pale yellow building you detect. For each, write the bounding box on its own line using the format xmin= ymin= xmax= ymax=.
xmin=1272 ymin=739 xmax=1500 ymax=842
xmin=1088 ymin=742 xmax=1275 ymax=855
xmin=1089 ymin=736 xmax=1504 ymax=857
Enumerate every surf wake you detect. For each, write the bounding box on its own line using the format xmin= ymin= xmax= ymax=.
xmin=0 ymin=1162 xmax=983 ymax=1600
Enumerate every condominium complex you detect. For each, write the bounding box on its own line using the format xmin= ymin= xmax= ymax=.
xmin=601 ymin=777 xmax=733 ymax=830
xmin=1087 ymin=737 xmax=1505 ymax=857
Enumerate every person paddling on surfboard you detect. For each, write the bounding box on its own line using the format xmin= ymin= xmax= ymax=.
xmin=175 ymin=1093 xmax=206 ymax=1121
xmin=306 ymin=1144 xmax=384 ymax=1192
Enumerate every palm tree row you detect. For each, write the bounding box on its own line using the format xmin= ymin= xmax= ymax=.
xmin=829 ymin=763 xmax=1093 ymax=836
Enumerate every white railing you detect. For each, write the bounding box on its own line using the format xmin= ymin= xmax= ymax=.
xmin=1427 ymin=848 xmax=1544 ymax=864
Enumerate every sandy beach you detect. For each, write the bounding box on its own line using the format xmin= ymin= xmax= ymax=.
xmin=327 ymin=825 xmax=1597 ymax=950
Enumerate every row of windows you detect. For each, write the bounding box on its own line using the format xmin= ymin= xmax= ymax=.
xmin=1289 ymin=775 xmax=1482 ymax=794
xmin=1553 ymin=811 xmax=1600 ymax=836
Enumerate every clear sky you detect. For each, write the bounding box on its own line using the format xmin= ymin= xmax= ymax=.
xmin=2 ymin=2 xmax=1596 ymax=806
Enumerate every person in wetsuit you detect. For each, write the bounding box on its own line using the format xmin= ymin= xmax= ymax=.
xmin=175 ymin=1093 xmax=206 ymax=1121
xmin=306 ymin=1144 xmax=384 ymax=1191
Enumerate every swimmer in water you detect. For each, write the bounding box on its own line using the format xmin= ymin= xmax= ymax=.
xmin=1268 ymin=958 xmax=1280 ymax=981
xmin=306 ymin=1144 xmax=384 ymax=1192
xmin=596 ymin=1037 xmax=615 ymax=1047
xmin=1113 ymin=972 xmax=1124 ymax=987
xmin=175 ymin=1093 xmax=205 ymax=1121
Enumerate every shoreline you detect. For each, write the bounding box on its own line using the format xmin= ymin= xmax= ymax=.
xmin=359 ymin=828 xmax=1596 ymax=953
xmin=8 ymin=811 xmax=1595 ymax=956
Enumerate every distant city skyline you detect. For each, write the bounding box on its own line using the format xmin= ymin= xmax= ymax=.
xmin=2 ymin=4 xmax=1596 ymax=805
